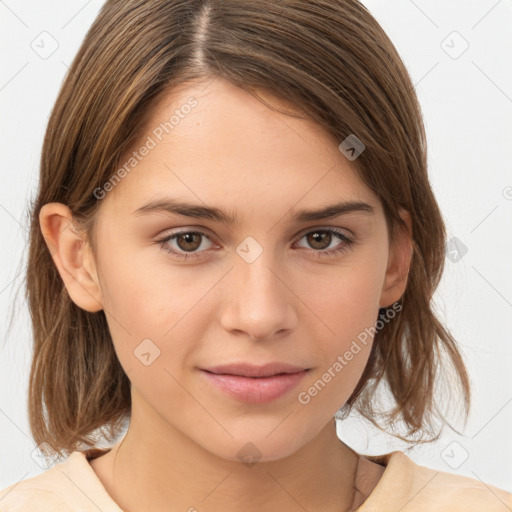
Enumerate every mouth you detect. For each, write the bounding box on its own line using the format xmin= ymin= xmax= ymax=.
xmin=201 ymin=362 xmax=311 ymax=378
xmin=199 ymin=363 xmax=311 ymax=403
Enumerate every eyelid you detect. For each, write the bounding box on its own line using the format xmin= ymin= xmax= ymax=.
xmin=155 ymin=226 xmax=218 ymax=246
xmin=295 ymin=224 xmax=355 ymax=239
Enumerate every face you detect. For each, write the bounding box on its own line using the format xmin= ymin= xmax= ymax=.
xmin=41 ymin=77 xmax=411 ymax=463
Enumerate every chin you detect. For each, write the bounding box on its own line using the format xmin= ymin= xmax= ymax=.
xmin=199 ymin=426 xmax=310 ymax=465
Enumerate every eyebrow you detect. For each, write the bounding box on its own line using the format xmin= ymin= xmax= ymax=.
xmin=132 ymin=198 xmax=374 ymax=224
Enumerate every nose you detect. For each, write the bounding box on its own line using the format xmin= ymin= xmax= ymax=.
xmin=219 ymin=252 xmax=298 ymax=341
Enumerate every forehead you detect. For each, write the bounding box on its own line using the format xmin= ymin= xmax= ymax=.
xmin=98 ymin=77 xmax=380 ymax=219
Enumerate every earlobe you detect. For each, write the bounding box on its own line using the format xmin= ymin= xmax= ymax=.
xmin=39 ymin=203 xmax=103 ymax=313
xmin=379 ymin=209 xmax=413 ymax=308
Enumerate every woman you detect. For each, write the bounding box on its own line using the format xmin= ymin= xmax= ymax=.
xmin=1 ymin=0 xmax=510 ymax=510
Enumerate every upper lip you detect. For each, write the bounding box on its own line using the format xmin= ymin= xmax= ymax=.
xmin=201 ymin=362 xmax=310 ymax=378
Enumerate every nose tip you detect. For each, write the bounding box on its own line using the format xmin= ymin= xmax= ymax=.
xmin=245 ymin=327 xmax=288 ymax=342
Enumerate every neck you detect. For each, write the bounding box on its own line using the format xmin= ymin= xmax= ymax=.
xmin=99 ymin=414 xmax=360 ymax=512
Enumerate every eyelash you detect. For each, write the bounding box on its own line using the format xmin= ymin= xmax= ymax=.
xmin=155 ymin=228 xmax=356 ymax=261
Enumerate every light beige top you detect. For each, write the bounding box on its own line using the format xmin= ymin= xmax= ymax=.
xmin=0 ymin=446 xmax=511 ymax=511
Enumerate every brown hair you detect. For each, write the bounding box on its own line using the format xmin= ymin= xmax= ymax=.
xmin=22 ymin=0 xmax=471 ymax=461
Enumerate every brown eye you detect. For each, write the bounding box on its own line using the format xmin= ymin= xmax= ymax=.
xmin=175 ymin=232 xmax=202 ymax=252
xmin=156 ymin=227 xmax=355 ymax=262
xmin=294 ymin=228 xmax=355 ymax=259
xmin=157 ymin=230 xmax=214 ymax=260
xmin=305 ymin=231 xmax=333 ymax=250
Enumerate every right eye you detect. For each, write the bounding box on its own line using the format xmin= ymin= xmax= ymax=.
xmin=156 ymin=230 xmax=215 ymax=260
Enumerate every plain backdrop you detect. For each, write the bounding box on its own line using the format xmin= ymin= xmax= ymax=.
xmin=1 ymin=0 xmax=511 ymax=494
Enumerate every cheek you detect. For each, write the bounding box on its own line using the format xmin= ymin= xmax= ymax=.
xmin=95 ymin=243 xmax=222 ymax=381
xmin=298 ymin=288 xmax=380 ymax=415
xmin=301 ymin=253 xmax=385 ymax=340
xmin=297 ymin=253 xmax=385 ymax=396
xmin=96 ymin=234 xmax=212 ymax=332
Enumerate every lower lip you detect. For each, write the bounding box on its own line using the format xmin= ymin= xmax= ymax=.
xmin=200 ymin=369 xmax=309 ymax=403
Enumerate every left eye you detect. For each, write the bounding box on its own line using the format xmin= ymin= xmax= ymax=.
xmin=294 ymin=229 xmax=355 ymax=257
xmin=156 ymin=228 xmax=355 ymax=260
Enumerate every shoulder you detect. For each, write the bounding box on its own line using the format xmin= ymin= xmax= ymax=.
xmin=0 ymin=448 xmax=120 ymax=512
xmin=360 ymin=450 xmax=512 ymax=511
xmin=0 ymin=463 xmax=73 ymax=512
xmin=0 ymin=484 xmax=64 ymax=511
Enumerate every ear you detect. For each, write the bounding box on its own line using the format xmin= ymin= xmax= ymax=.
xmin=39 ymin=203 xmax=103 ymax=312
xmin=379 ymin=208 xmax=413 ymax=308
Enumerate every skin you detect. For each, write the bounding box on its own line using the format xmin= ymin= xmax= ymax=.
xmin=40 ymin=77 xmax=412 ymax=511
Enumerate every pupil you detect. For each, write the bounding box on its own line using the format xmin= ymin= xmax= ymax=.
xmin=309 ymin=232 xmax=330 ymax=249
xmin=179 ymin=233 xmax=200 ymax=251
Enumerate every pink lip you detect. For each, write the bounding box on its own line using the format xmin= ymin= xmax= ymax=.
xmin=202 ymin=362 xmax=309 ymax=378
xmin=200 ymin=369 xmax=309 ymax=403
